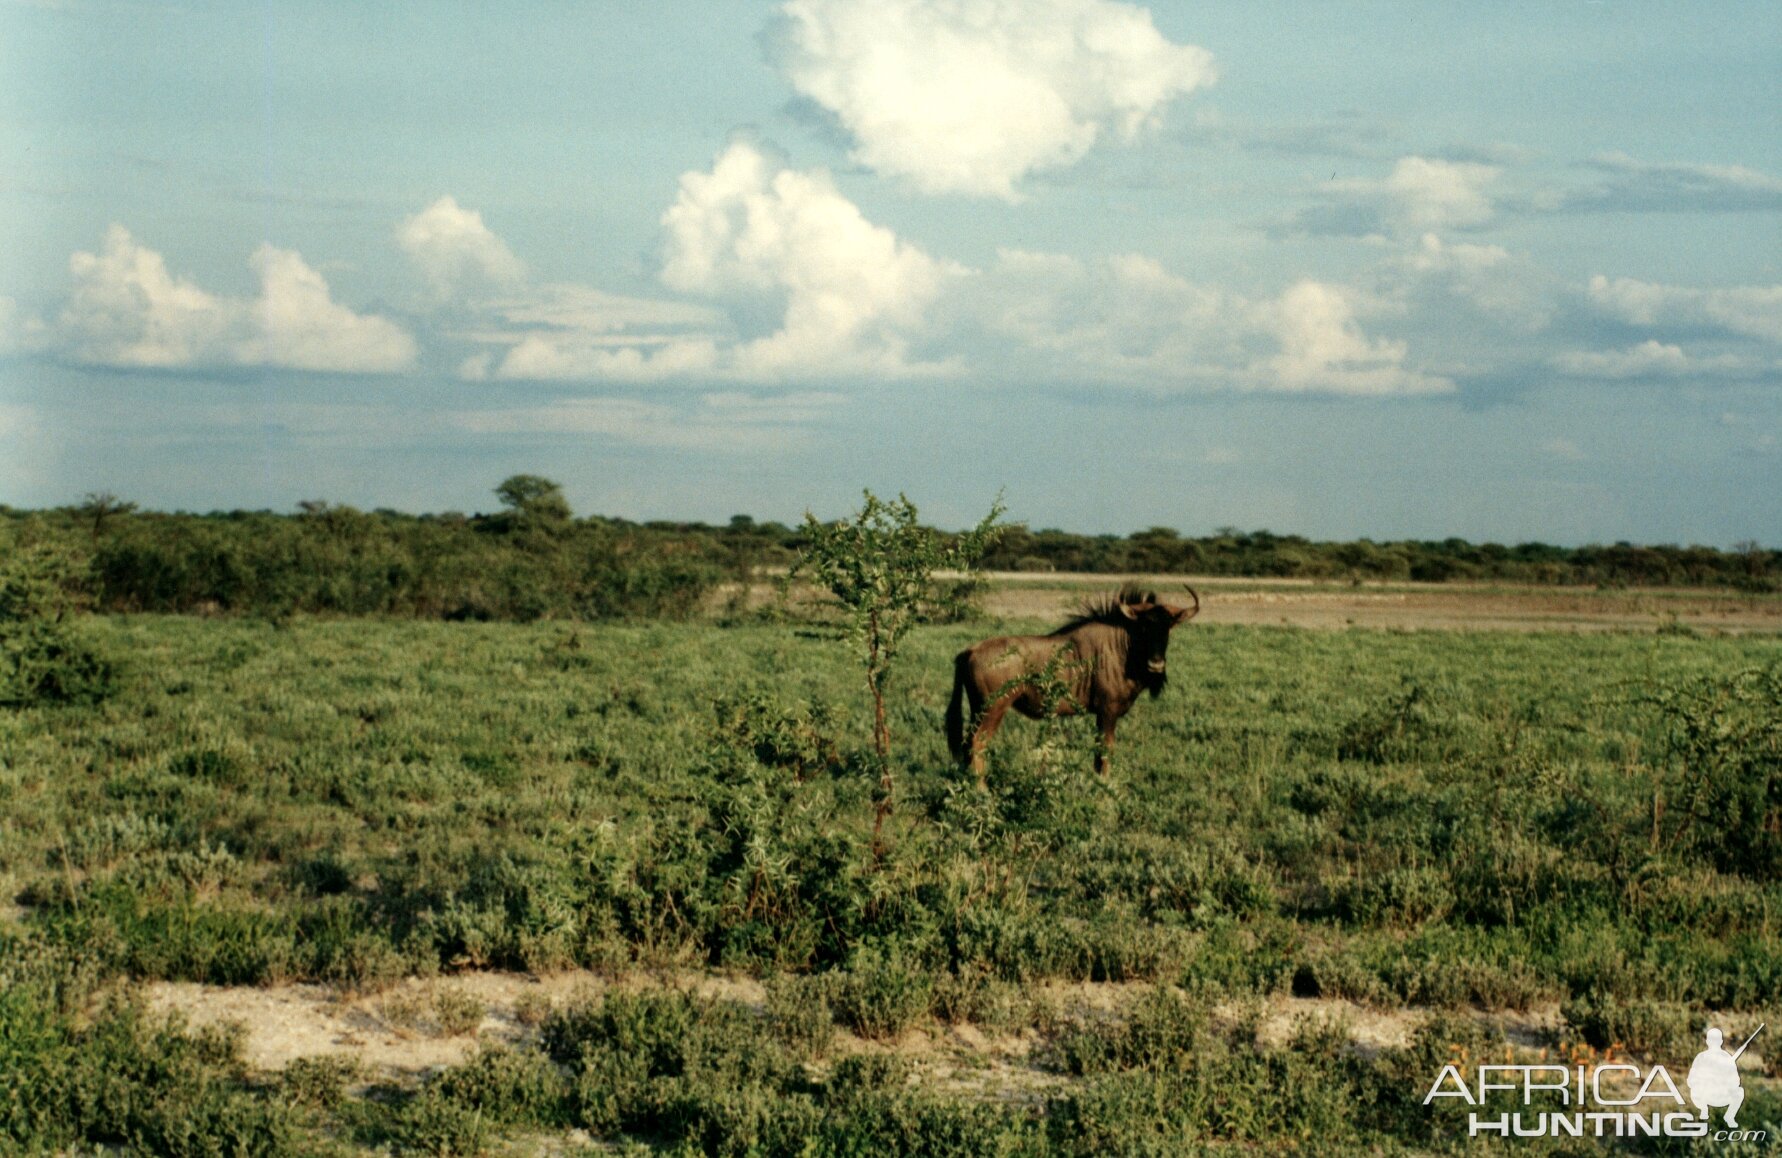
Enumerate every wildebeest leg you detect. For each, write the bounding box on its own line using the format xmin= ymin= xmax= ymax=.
xmin=969 ymin=695 xmax=1016 ymax=787
xmin=1094 ymin=710 xmax=1119 ymax=776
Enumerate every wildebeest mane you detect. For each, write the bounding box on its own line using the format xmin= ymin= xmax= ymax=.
xmin=1049 ymin=583 xmax=1154 ymax=635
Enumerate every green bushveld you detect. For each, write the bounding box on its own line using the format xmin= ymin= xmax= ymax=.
xmin=1 ymin=611 xmax=1779 ymax=1153
xmin=7 ymin=498 xmax=1780 ymax=608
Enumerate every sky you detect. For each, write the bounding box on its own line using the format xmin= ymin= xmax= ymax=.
xmin=1 ymin=0 xmax=1778 ymax=544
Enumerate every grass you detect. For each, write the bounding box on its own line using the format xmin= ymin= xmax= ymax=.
xmin=2 ymin=611 xmax=1780 ymax=1152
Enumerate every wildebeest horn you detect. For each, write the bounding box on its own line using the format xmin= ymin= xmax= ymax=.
xmin=1180 ymin=584 xmax=1201 ymax=620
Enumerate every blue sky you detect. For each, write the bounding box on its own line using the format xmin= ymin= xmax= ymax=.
xmin=2 ymin=0 xmax=1778 ymax=543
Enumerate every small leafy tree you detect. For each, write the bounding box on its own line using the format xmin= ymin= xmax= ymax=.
xmin=0 ymin=542 xmax=115 ymax=706
xmin=78 ymin=492 xmax=137 ymax=539
xmin=494 ymin=475 xmax=572 ymax=529
xmin=797 ymin=490 xmax=1004 ymax=854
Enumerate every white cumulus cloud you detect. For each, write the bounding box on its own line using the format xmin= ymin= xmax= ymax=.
xmin=1385 ymin=157 xmax=1499 ymax=232
xmin=961 ymin=248 xmax=1233 ymax=384
xmin=433 ymin=149 xmax=958 ymax=384
xmin=398 ymin=195 xmax=526 ymax=296
xmin=492 ymin=332 xmax=721 ymax=383
xmin=60 ymin=225 xmax=237 ymax=367
xmin=1288 ymin=156 xmax=1499 ymax=238
xmin=770 ymin=0 xmax=1215 ymax=198
xmin=1553 ymin=339 xmax=1690 ymax=379
xmin=1587 ymin=275 xmax=1782 ymax=344
xmin=459 ymin=283 xmax=729 ymax=383
xmin=243 ymin=245 xmax=418 ymax=373
xmin=953 ymin=251 xmax=1450 ymax=395
xmin=55 ymin=225 xmax=416 ymax=373
xmin=1261 ymin=280 xmax=1452 ymax=395
xmin=1552 ymin=339 xmax=1758 ymax=380
xmin=659 ymin=140 xmax=963 ymax=377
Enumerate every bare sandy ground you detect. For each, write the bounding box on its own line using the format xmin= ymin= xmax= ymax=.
xmin=730 ymin=572 xmax=1781 ymax=634
xmin=974 ymin=574 xmax=1782 ymax=635
xmin=143 ymin=969 xmax=1775 ymax=1108
xmin=141 ymin=969 xmax=1499 ymax=1084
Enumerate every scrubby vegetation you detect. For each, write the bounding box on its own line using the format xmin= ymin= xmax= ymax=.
xmin=2 ymin=479 xmax=735 ymax=623
xmin=1 ymin=603 xmax=1778 ymax=1151
xmin=0 ymin=541 xmax=116 ymax=706
xmin=1 ymin=482 xmax=1775 ymax=630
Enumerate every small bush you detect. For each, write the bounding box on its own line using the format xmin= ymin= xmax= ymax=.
xmin=0 ymin=620 xmax=117 ymax=706
xmin=0 ymin=543 xmax=115 ymax=706
xmin=1336 ymin=680 xmax=1453 ymax=764
xmin=513 ymin=991 xmax=554 ymax=1028
xmin=1647 ymin=665 xmax=1782 ymax=879
xmin=430 ymin=1045 xmax=568 ymax=1128
xmin=931 ymin=968 xmax=1032 ymax=1032
xmin=1052 ymin=988 xmax=1209 ymax=1076
xmin=380 ymin=1087 xmax=489 ymax=1157
xmin=282 ymin=1054 xmax=361 ymax=1109
xmin=0 ymin=988 xmax=292 ymax=1155
xmin=1560 ymin=993 xmax=1699 ymax=1060
xmin=764 ymin=973 xmax=835 ymax=1058
xmin=834 ymin=944 xmax=935 ymax=1040
xmin=710 ymin=690 xmax=843 ymax=784
xmin=434 ymin=987 xmax=487 ymax=1037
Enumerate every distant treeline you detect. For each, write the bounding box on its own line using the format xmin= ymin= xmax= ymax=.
xmin=1 ymin=478 xmax=1775 ymax=621
xmin=611 ymin=518 xmax=1778 ymax=591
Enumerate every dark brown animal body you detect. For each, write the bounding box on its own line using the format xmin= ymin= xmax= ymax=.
xmin=946 ymin=587 xmax=1199 ymax=781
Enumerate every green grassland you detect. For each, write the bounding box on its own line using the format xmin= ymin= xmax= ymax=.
xmin=3 ymin=613 xmax=1780 ymax=1154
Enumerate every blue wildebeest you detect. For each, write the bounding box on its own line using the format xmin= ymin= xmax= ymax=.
xmin=946 ymin=585 xmax=1200 ymax=782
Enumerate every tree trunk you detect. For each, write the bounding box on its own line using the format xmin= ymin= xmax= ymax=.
xmin=867 ymin=617 xmax=892 ymax=861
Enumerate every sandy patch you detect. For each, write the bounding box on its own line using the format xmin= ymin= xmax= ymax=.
xmin=144 ymin=970 xmax=772 ymax=1078
xmin=151 ymin=969 xmax=1778 ymax=1112
xmin=144 ymin=968 xmax=1534 ymax=1088
xmin=727 ymin=573 xmax=1782 ymax=635
xmin=977 ymin=575 xmax=1782 ymax=635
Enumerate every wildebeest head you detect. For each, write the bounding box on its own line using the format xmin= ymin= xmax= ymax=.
xmin=1116 ymin=588 xmax=1200 ymax=696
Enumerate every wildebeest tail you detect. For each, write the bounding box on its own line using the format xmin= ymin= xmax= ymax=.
xmin=946 ymin=649 xmax=971 ymax=761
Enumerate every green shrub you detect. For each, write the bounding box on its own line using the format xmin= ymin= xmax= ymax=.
xmin=1335 ymin=680 xmax=1455 ymax=764
xmin=834 ymin=944 xmax=935 ymax=1040
xmin=1052 ymin=988 xmax=1208 ymax=1076
xmin=281 ymin=1054 xmax=361 ymax=1109
xmin=763 ymin=973 xmax=835 ymax=1058
xmin=434 ymin=987 xmax=487 ymax=1036
xmin=1330 ymin=865 xmax=1454 ymax=927
xmin=429 ymin=1045 xmax=568 ymax=1127
xmin=1647 ymin=664 xmax=1782 ymax=879
xmin=1560 ymin=993 xmax=1700 ymax=1061
xmin=379 ymin=1087 xmax=489 ymax=1156
xmin=931 ymin=967 xmax=1032 ymax=1032
xmin=709 ymin=689 xmax=844 ymax=784
xmin=0 ymin=988 xmax=292 ymax=1155
xmin=0 ymin=543 xmax=115 ymax=706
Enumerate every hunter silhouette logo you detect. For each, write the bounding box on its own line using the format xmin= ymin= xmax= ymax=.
xmin=1688 ymin=1024 xmax=1763 ymax=1129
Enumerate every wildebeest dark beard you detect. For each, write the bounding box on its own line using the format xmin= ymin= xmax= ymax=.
xmin=1142 ymin=670 xmax=1167 ymax=699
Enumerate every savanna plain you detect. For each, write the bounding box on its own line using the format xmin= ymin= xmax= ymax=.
xmin=3 ymin=577 xmax=1781 ymax=1155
